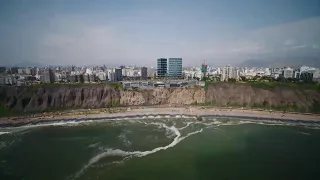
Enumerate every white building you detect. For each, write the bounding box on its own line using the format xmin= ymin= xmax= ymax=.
xmin=18 ymin=69 xmax=24 ymax=74
xmin=221 ymin=65 xmax=239 ymax=81
xmin=281 ymin=67 xmax=294 ymax=79
xmin=25 ymin=68 xmax=31 ymax=75
xmin=106 ymin=69 xmax=114 ymax=81
xmin=85 ymin=68 xmax=93 ymax=75
xmin=96 ymin=72 xmax=107 ymax=81
xmin=313 ymin=68 xmax=320 ymax=82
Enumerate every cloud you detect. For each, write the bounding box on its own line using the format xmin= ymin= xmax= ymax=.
xmin=284 ymin=39 xmax=296 ymax=46
xmin=36 ymin=14 xmax=206 ymax=66
xmin=201 ymin=17 xmax=320 ymax=64
xmin=2 ymin=12 xmax=320 ymax=67
xmin=289 ymin=45 xmax=307 ymax=50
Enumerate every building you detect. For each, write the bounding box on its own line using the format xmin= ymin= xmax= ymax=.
xmin=115 ymin=68 xmax=123 ymax=81
xmin=69 ymin=75 xmax=78 ymax=83
xmin=77 ymin=74 xmax=84 ymax=83
xmin=40 ymin=68 xmax=55 ymax=83
xmin=157 ymin=58 xmax=168 ymax=78
xmin=201 ymin=64 xmax=208 ymax=78
xmin=281 ymin=67 xmax=294 ymax=79
xmin=312 ymin=68 xmax=320 ymax=83
xmin=293 ymin=69 xmax=300 ymax=79
xmin=168 ymin=58 xmax=182 ymax=78
xmin=83 ymin=74 xmax=90 ymax=83
xmin=18 ymin=69 xmax=24 ymax=74
xmin=89 ymin=74 xmax=95 ymax=82
xmin=107 ymin=70 xmax=114 ymax=81
xmin=0 ymin=67 xmax=6 ymax=73
xmin=10 ymin=67 xmax=19 ymax=74
xmin=220 ymin=65 xmax=239 ymax=81
xmin=96 ymin=72 xmax=106 ymax=81
xmin=141 ymin=67 xmax=148 ymax=80
xmin=4 ymin=76 xmax=17 ymax=85
xmin=30 ymin=67 xmax=38 ymax=76
xmin=300 ymin=71 xmax=313 ymax=82
xmin=0 ymin=76 xmax=5 ymax=85
xmin=25 ymin=68 xmax=31 ymax=75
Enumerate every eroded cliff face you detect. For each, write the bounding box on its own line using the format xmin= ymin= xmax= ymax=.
xmin=0 ymin=85 xmax=120 ymax=113
xmin=120 ymin=87 xmax=205 ymax=105
xmin=0 ymin=83 xmax=319 ymax=114
xmin=205 ymin=83 xmax=320 ymax=111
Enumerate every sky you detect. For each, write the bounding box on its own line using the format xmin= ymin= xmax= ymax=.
xmin=0 ymin=0 xmax=319 ymax=67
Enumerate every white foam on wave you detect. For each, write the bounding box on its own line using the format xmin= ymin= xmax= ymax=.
xmin=0 ymin=132 xmax=10 ymax=135
xmin=178 ymin=122 xmax=193 ymax=130
xmin=118 ymin=129 xmax=132 ymax=147
xmin=74 ymin=121 xmax=202 ymax=178
xmin=73 ymin=148 xmax=135 ymax=178
xmin=88 ymin=142 xmax=100 ymax=148
xmin=299 ymin=131 xmax=311 ymax=136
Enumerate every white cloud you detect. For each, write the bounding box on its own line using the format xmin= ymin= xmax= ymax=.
xmin=284 ymin=39 xmax=296 ymax=46
xmin=201 ymin=17 xmax=320 ymax=64
xmin=35 ymin=15 xmax=320 ymax=66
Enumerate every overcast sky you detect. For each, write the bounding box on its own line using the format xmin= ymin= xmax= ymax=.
xmin=0 ymin=0 xmax=319 ymax=67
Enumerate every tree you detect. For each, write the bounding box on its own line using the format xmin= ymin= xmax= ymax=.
xmin=240 ymin=76 xmax=247 ymax=81
xmin=229 ymin=78 xmax=236 ymax=83
xmin=201 ymin=76 xmax=209 ymax=81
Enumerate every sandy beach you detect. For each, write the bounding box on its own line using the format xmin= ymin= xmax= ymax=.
xmin=0 ymin=106 xmax=320 ymax=127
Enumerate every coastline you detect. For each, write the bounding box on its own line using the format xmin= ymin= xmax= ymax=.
xmin=0 ymin=106 xmax=320 ymax=128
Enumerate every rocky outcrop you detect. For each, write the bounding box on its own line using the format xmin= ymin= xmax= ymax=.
xmin=0 ymin=83 xmax=319 ymax=114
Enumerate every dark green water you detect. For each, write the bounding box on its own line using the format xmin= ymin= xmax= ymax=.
xmin=1 ymin=117 xmax=320 ymax=180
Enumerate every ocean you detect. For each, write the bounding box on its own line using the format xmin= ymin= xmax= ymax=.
xmin=1 ymin=116 xmax=320 ymax=180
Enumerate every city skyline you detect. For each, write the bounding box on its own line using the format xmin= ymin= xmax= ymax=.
xmin=0 ymin=0 xmax=320 ymax=67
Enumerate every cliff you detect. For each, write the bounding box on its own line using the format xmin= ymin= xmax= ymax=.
xmin=0 ymin=84 xmax=121 ymax=114
xmin=205 ymin=83 xmax=320 ymax=112
xmin=0 ymin=83 xmax=319 ymax=115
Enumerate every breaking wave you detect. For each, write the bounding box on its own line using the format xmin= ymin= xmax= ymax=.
xmin=73 ymin=122 xmax=203 ymax=179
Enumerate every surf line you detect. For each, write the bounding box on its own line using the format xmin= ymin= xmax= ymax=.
xmin=73 ymin=122 xmax=203 ymax=179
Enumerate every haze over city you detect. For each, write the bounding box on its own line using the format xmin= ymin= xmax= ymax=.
xmin=0 ymin=0 xmax=320 ymax=67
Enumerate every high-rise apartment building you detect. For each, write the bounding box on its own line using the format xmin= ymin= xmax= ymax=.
xmin=157 ymin=58 xmax=168 ymax=78
xmin=40 ymin=68 xmax=55 ymax=83
xmin=0 ymin=67 xmax=6 ymax=73
xmin=281 ymin=67 xmax=294 ymax=79
xmin=220 ymin=65 xmax=239 ymax=81
xmin=168 ymin=58 xmax=182 ymax=78
xmin=141 ymin=67 xmax=148 ymax=80
xmin=115 ymin=68 xmax=123 ymax=81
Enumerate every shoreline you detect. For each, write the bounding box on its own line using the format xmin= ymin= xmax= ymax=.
xmin=0 ymin=107 xmax=320 ymax=128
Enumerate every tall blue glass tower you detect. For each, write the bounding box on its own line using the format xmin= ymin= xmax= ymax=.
xmin=168 ymin=58 xmax=182 ymax=78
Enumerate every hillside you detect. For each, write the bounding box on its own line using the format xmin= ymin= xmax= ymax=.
xmin=0 ymin=82 xmax=319 ymax=116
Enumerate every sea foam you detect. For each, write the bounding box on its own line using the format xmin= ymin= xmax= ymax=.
xmin=73 ymin=121 xmax=202 ymax=178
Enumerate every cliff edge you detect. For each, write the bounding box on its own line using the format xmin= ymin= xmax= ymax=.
xmin=0 ymin=83 xmax=319 ymax=115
